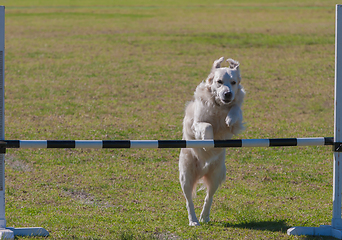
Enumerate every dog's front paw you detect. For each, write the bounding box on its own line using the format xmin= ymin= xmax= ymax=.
xmin=189 ymin=221 xmax=200 ymax=226
xmin=192 ymin=122 xmax=214 ymax=140
xmin=226 ymin=105 xmax=243 ymax=128
xmin=226 ymin=115 xmax=244 ymax=135
xmin=225 ymin=115 xmax=237 ymax=127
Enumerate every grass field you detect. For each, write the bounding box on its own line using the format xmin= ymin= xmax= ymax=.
xmin=1 ymin=0 xmax=340 ymax=239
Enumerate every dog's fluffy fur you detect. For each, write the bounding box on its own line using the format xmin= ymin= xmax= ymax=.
xmin=179 ymin=57 xmax=245 ymax=226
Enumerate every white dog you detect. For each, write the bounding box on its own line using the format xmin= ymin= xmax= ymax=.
xmin=179 ymin=57 xmax=245 ymax=226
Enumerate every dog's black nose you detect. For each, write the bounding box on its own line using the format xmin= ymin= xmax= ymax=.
xmin=224 ymin=91 xmax=232 ymax=101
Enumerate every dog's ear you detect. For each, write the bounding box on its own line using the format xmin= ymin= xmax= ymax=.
xmin=226 ymin=58 xmax=240 ymax=69
xmin=211 ymin=57 xmax=224 ymax=71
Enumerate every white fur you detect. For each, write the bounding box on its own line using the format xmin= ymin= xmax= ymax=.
xmin=179 ymin=57 xmax=245 ymax=226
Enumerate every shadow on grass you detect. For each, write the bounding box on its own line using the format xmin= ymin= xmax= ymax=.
xmin=221 ymin=220 xmax=336 ymax=239
xmin=221 ymin=219 xmax=290 ymax=233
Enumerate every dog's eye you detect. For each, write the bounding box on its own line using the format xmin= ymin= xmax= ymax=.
xmin=231 ymin=81 xmax=237 ymax=85
xmin=217 ymin=80 xmax=223 ymax=84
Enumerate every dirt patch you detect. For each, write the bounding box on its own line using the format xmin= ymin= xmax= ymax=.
xmin=5 ymin=154 xmax=33 ymax=172
xmin=63 ymin=188 xmax=115 ymax=208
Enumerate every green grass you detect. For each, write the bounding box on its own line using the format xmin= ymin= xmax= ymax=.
xmin=1 ymin=0 xmax=339 ymax=239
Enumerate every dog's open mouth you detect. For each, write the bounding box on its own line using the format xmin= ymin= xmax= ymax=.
xmin=221 ymin=99 xmax=233 ymax=105
xmin=215 ymin=97 xmax=233 ymax=106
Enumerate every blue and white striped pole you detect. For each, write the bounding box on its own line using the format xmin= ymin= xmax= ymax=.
xmin=2 ymin=137 xmax=334 ymax=149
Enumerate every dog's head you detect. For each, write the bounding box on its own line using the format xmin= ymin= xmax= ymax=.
xmin=205 ymin=57 xmax=242 ymax=106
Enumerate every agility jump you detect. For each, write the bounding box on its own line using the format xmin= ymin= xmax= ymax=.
xmin=0 ymin=5 xmax=341 ymax=239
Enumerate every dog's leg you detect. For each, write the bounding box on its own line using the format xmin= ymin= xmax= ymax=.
xmin=199 ymin=156 xmax=226 ymax=223
xmin=179 ymin=149 xmax=200 ymax=226
xmin=181 ymin=177 xmax=200 ymax=226
xmin=225 ymin=105 xmax=244 ymax=135
xmin=192 ymin=122 xmax=214 ymax=140
xmin=225 ymin=105 xmax=242 ymax=127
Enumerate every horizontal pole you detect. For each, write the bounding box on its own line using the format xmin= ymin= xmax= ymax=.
xmin=2 ymin=137 xmax=334 ymax=149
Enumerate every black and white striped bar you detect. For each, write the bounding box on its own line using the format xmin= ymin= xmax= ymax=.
xmin=3 ymin=137 xmax=334 ymax=149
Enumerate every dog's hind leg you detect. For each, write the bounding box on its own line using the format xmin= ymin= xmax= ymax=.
xmin=199 ymin=157 xmax=226 ymax=223
xmin=179 ymin=149 xmax=200 ymax=226
xmin=181 ymin=177 xmax=200 ymax=226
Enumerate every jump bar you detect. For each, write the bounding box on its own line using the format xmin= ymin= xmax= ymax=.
xmin=3 ymin=137 xmax=334 ymax=149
